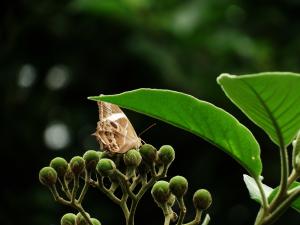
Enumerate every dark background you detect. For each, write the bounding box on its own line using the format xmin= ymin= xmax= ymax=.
xmin=1 ymin=0 xmax=300 ymax=224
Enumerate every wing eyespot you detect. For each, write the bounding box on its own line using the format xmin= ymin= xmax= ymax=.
xmin=110 ymin=121 xmax=118 ymax=129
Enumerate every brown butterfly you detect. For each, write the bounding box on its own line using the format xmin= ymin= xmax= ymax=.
xmin=93 ymin=101 xmax=142 ymax=153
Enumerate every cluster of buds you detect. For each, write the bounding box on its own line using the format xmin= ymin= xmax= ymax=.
xmin=39 ymin=150 xmax=102 ymax=225
xmin=39 ymin=144 xmax=211 ymax=225
xmin=151 ymin=176 xmax=212 ymax=225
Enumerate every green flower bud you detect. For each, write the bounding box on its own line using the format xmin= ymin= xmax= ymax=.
xmin=61 ymin=213 xmax=76 ymax=225
xmin=64 ymin=166 xmax=74 ymax=183
xmin=169 ymin=176 xmax=188 ymax=198
xmin=292 ymin=131 xmax=300 ymax=173
xmin=123 ymin=149 xmax=142 ymax=167
xmin=158 ymin=145 xmax=175 ymax=165
xmin=100 ymin=151 xmax=111 ymax=159
xmin=139 ymin=144 xmax=157 ymax=164
xmin=193 ymin=189 xmax=212 ymax=210
xmin=151 ymin=181 xmax=171 ymax=204
xmin=76 ymin=212 xmax=90 ymax=225
xmin=96 ymin=159 xmax=116 ymax=176
xmin=39 ymin=167 xmax=57 ymax=186
xmin=91 ymin=218 xmax=101 ymax=225
xmin=98 ymin=151 xmax=103 ymax=159
xmin=70 ymin=156 xmax=85 ymax=175
xmin=83 ymin=150 xmax=100 ymax=171
xmin=167 ymin=194 xmax=176 ymax=207
xmin=50 ymin=157 xmax=68 ymax=178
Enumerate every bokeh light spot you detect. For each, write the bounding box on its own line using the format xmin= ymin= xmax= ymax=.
xmin=18 ymin=64 xmax=37 ymax=88
xmin=44 ymin=122 xmax=70 ymax=150
xmin=45 ymin=65 xmax=69 ymax=90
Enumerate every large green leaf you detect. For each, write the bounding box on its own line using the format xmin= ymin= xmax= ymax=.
xmin=243 ymin=174 xmax=300 ymax=212
xmin=217 ymin=72 xmax=300 ymax=148
xmin=89 ymin=89 xmax=262 ymax=177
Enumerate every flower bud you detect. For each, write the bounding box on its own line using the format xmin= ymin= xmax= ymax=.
xmin=123 ymin=149 xmax=142 ymax=167
xmin=91 ymin=218 xmax=101 ymax=225
xmin=292 ymin=131 xmax=300 ymax=173
xmin=167 ymin=194 xmax=176 ymax=207
xmin=70 ymin=156 xmax=85 ymax=175
xmin=50 ymin=157 xmax=68 ymax=178
xmin=61 ymin=213 xmax=76 ymax=225
xmin=151 ymin=181 xmax=171 ymax=204
xmin=39 ymin=167 xmax=57 ymax=186
xmin=139 ymin=144 xmax=157 ymax=164
xmin=169 ymin=175 xmax=188 ymax=198
xmin=193 ymin=189 xmax=212 ymax=210
xmin=76 ymin=212 xmax=90 ymax=225
xmin=83 ymin=150 xmax=100 ymax=171
xmin=158 ymin=145 xmax=175 ymax=165
xmin=64 ymin=166 xmax=74 ymax=183
xmin=96 ymin=159 xmax=116 ymax=177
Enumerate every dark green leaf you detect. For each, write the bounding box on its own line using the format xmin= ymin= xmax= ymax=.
xmin=89 ymin=88 xmax=262 ymax=177
xmin=217 ymin=72 xmax=300 ymax=148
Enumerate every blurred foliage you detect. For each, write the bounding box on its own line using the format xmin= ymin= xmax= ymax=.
xmin=1 ymin=0 xmax=300 ymax=225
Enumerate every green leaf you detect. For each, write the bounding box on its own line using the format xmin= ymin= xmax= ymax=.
xmin=217 ymin=72 xmax=300 ymax=148
xmin=243 ymin=174 xmax=300 ymax=212
xmin=88 ymin=88 xmax=262 ymax=177
xmin=243 ymin=174 xmax=273 ymax=204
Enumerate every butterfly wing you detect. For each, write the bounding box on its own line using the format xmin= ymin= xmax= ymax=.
xmin=94 ymin=102 xmax=141 ymax=153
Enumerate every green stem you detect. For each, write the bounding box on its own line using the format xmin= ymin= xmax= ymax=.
xmin=287 ymin=169 xmax=298 ymax=187
xmin=201 ymin=214 xmax=210 ymax=225
xmin=255 ymin=176 xmax=269 ymax=211
xmin=176 ymin=197 xmax=186 ymax=225
xmin=97 ymin=175 xmax=121 ymax=205
xmin=49 ymin=184 xmax=93 ymax=225
xmin=75 ymin=204 xmax=94 ymax=225
xmin=269 ymin=147 xmax=289 ymax=211
xmin=115 ymin=169 xmax=136 ymax=200
xmin=127 ymin=199 xmax=138 ymax=225
xmin=161 ymin=205 xmax=174 ymax=225
xmin=71 ymin=175 xmax=80 ymax=204
xmin=78 ymin=171 xmax=91 ymax=203
xmin=184 ymin=210 xmax=202 ymax=225
xmin=121 ymin=193 xmax=130 ymax=222
xmin=58 ymin=177 xmax=72 ymax=199
xmin=163 ymin=212 xmax=172 ymax=225
xmin=49 ymin=185 xmax=71 ymax=206
xmin=258 ymin=186 xmax=300 ymax=225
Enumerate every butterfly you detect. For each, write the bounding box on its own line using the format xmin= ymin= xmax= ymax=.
xmin=93 ymin=101 xmax=142 ymax=153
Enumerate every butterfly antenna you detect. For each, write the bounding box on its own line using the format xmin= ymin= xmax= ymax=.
xmin=139 ymin=123 xmax=156 ymax=137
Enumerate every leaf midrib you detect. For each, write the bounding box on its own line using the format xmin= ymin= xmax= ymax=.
xmin=242 ymin=80 xmax=285 ymax=149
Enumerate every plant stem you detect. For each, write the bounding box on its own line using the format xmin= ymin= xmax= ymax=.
xmin=176 ymin=197 xmax=186 ymax=225
xmin=71 ymin=176 xmax=80 ymax=204
xmin=78 ymin=171 xmax=91 ymax=203
xmin=287 ymin=169 xmax=298 ymax=187
xmin=262 ymin=186 xmax=300 ymax=225
xmin=184 ymin=210 xmax=202 ymax=225
xmin=97 ymin=175 xmax=121 ymax=205
xmin=75 ymin=204 xmax=94 ymax=225
xmin=163 ymin=212 xmax=172 ymax=225
xmin=115 ymin=169 xmax=136 ymax=200
xmin=201 ymin=214 xmax=210 ymax=225
xmin=255 ymin=176 xmax=269 ymax=211
xmin=127 ymin=198 xmax=138 ymax=225
xmin=49 ymin=185 xmax=71 ymax=206
xmin=278 ymin=147 xmax=289 ymax=198
xmin=269 ymin=147 xmax=289 ymax=212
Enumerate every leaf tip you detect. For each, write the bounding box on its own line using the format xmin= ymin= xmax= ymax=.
xmin=217 ymin=73 xmax=236 ymax=84
xmin=87 ymin=96 xmax=100 ymax=101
